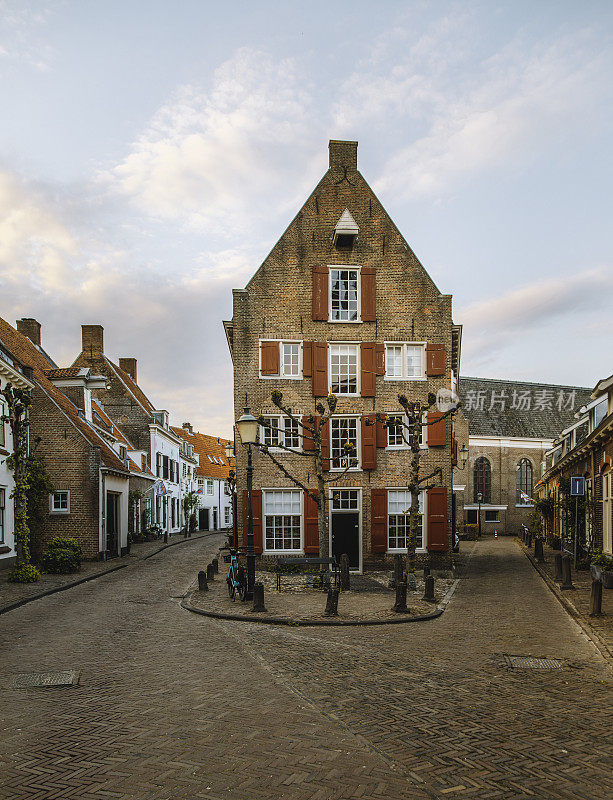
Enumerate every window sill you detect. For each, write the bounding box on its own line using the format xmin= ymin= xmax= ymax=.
xmin=384 ymin=376 xmax=427 ymax=382
xmin=515 ymin=504 xmax=534 ymax=508
xmin=330 ymin=467 xmax=361 ymax=473
xmin=259 ymin=375 xmax=303 ymax=380
xmin=263 ymin=549 xmax=304 ymax=556
xmin=50 ymin=510 xmax=70 ymax=515
xmin=387 ymin=548 xmax=427 ymax=555
xmin=327 ymin=319 xmax=362 ymax=324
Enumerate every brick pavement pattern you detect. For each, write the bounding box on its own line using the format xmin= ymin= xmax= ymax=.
xmin=0 ymin=534 xmax=611 ymax=800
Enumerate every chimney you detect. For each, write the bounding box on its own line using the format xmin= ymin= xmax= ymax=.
xmin=81 ymin=324 xmax=104 ymax=357
xmin=119 ymin=357 xmax=137 ymax=382
xmin=182 ymin=422 xmax=193 ymax=434
xmin=329 ymin=139 xmax=358 ymax=171
xmin=16 ymin=318 xmax=41 ymax=347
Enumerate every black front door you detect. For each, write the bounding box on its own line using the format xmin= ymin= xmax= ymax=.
xmin=331 ymin=512 xmax=360 ymax=570
xmin=199 ymin=508 xmax=209 ymax=531
xmin=106 ymin=492 xmax=119 ymax=556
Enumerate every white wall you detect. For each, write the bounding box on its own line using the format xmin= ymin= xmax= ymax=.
xmin=0 ymin=377 xmax=15 ymax=566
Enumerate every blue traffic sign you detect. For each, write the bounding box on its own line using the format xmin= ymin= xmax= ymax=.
xmin=570 ymin=477 xmax=585 ymax=497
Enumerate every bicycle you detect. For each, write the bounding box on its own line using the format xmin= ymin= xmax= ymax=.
xmin=222 ymin=548 xmax=247 ymax=601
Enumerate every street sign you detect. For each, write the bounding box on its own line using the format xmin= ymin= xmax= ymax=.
xmin=570 ymin=476 xmax=585 ymax=497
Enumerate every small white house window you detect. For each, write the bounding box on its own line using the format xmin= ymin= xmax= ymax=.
xmin=282 ymin=343 xmax=300 ymax=377
xmin=206 ymin=480 xmax=214 ymax=495
xmin=330 ymin=269 xmax=359 ymax=321
xmin=284 ymin=417 xmax=301 ymax=450
xmin=388 ymin=490 xmax=424 ymax=551
xmin=262 ymin=417 xmax=281 ymax=448
xmin=386 ymin=414 xmax=425 ymax=448
xmin=385 ymin=343 xmax=426 ymax=380
xmin=224 ymin=506 xmax=231 ymax=525
xmin=263 ymin=489 xmax=302 ymax=552
xmin=50 ymin=491 xmax=70 ymax=514
xmin=330 ymin=418 xmax=359 ymax=470
xmin=329 ymin=343 xmax=359 ymax=395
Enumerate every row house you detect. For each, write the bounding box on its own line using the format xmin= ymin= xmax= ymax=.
xmin=172 ymin=424 xmax=234 ymax=532
xmin=0 ymin=339 xmax=34 ymax=569
xmin=225 ymin=140 xmax=461 ymax=571
xmin=455 ymin=377 xmax=592 ymax=535
xmin=0 ymin=317 xmax=155 ymax=565
xmin=536 ymin=373 xmax=613 ymax=556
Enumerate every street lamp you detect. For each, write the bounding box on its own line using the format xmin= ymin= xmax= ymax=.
xmin=224 ymin=441 xmax=234 ymax=461
xmin=459 ymin=445 xmax=469 ymax=469
xmin=477 ymin=491 xmax=483 ymax=539
xmin=236 ymin=404 xmax=259 ymax=599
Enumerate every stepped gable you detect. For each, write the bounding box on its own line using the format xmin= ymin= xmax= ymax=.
xmin=459 ymin=376 xmax=593 ymax=439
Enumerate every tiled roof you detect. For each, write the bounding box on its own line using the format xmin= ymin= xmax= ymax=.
xmin=171 ymin=426 xmax=235 ymax=480
xmin=0 ymin=317 xmax=128 ymax=474
xmin=44 ymin=367 xmax=86 ymax=380
xmin=91 ymin=399 xmax=155 ymax=478
xmin=459 ymin=376 xmax=593 ymax=439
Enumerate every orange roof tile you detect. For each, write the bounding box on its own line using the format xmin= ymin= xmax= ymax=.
xmin=171 ymin=426 xmax=235 ymax=480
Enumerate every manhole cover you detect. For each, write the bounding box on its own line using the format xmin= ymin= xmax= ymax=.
xmin=503 ymin=655 xmax=565 ymax=670
xmin=10 ymin=670 xmax=80 ymax=688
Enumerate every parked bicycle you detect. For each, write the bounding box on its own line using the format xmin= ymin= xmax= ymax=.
xmin=222 ymin=547 xmax=247 ymax=601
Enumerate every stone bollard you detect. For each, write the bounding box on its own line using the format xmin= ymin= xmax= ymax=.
xmin=163 ymin=532 xmax=168 ymax=544
xmin=423 ymin=565 xmax=431 ymax=577
xmin=534 ymin=538 xmax=544 ymax=563
xmin=526 ymin=533 xmax=532 ymax=549
xmin=324 ymin=588 xmax=339 ymax=617
xmin=198 ymin=570 xmax=208 ymax=592
xmin=340 ymin=553 xmax=350 ymax=591
xmin=212 ymin=557 xmax=219 ymax=574
xmin=251 ymin=582 xmax=267 ymax=613
xmin=554 ymin=552 xmax=563 ymax=582
xmin=407 ymin=572 xmax=417 ymax=591
xmin=206 ymin=563 xmax=215 ymax=582
xmin=589 ymin=578 xmax=603 ymax=617
xmin=184 ymin=527 xmax=188 ymax=538
xmin=423 ymin=575 xmax=435 ymax=603
xmin=188 ymin=527 xmax=192 ymax=538
xmin=561 ymin=555 xmax=574 ymax=590
xmin=392 ymin=583 xmax=408 ymax=613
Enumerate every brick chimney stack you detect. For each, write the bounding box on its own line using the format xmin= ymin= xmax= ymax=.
xmin=329 ymin=139 xmax=358 ymax=170
xmin=81 ymin=325 xmax=104 ymax=357
xmin=119 ymin=358 xmax=137 ymax=382
xmin=16 ymin=318 xmax=41 ymax=346
xmin=182 ymin=422 xmax=193 ymax=434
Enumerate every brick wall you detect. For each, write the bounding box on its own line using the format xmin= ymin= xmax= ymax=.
xmin=231 ymin=141 xmax=456 ymax=569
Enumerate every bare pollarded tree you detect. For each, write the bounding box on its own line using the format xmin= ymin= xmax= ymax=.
xmin=256 ymin=390 xmax=354 ymax=559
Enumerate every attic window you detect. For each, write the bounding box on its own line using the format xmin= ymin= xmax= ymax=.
xmin=333 ymin=209 xmax=358 ymax=249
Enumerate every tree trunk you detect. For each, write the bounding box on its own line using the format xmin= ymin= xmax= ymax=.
xmin=407 ymin=422 xmax=421 ymax=576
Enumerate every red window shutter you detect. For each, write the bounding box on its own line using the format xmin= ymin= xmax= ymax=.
xmin=312 ymin=265 xmax=328 ymax=321
xmin=320 ymin=417 xmax=330 ymax=471
xmin=375 ymin=343 xmax=385 ymax=376
xmin=426 ymin=343 xmax=445 ymax=376
xmin=302 ymin=341 xmax=313 ymax=377
xmin=376 ymin=415 xmax=388 ymax=448
xmin=261 ymin=341 xmax=279 ymax=375
xmin=427 ymin=487 xmax=448 ymax=552
xmin=304 ymin=491 xmax=319 ymax=554
xmin=360 ymin=342 xmax=376 ymax=397
xmin=371 ymin=488 xmax=387 ymax=553
xmin=361 ymin=267 xmax=376 ymax=321
xmin=302 ymin=415 xmax=316 ymax=451
xmin=312 ymin=342 xmax=328 ymax=397
xmin=361 ymin=415 xmax=377 ymax=470
xmin=428 ymin=412 xmax=447 ymax=447
xmin=242 ymin=489 xmax=263 ymax=554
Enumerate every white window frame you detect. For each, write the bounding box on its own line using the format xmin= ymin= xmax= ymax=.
xmin=258 ymin=339 xmax=303 ymax=379
xmin=262 ymin=488 xmax=303 ymax=555
xmin=328 ymin=342 xmax=360 ymax=397
xmin=328 ymin=265 xmax=361 ymax=323
xmin=50 ymin=490 xmax=70 ymax=515
xmin=386 ymin=488 xmax=427 ymax=554
xmin=0 ymin=486 xmax=5 ymax=543
xmin=484 ymin=509 xmax=501 ymax=523
xmin=384 ymin=341 xmax=427 ymax=381
xmin=385 ymin=413 xmax=427 ymax=450
xmin=260 ymin=415 xmax=302 ymax=452
xmin=206 ymin=480 xmax=214 ymax=495
xmin=330 ymin=415 xmax=361 ymax=472
xmin=224 ymin=505 xmax=231 ymax=525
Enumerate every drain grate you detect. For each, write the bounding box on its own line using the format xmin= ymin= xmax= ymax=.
xmin=10 ymin=670 xmax=80 ymax=688
xmin=503 ymin=655 xmax=565 ymax=670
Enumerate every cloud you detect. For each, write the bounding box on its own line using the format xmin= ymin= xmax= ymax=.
xmin=102 ymin=48 xmax=322 ymax=236
xmin=0 ymin=1 xmax=57 ymax=71
xmin=458 ymin=266 xmax=613 ymax=370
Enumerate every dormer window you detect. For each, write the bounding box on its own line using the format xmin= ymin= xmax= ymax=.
xmin=333 ymin=209 xmax=358 ymax=249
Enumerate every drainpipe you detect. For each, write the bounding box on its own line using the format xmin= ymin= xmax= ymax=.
xmin=218 ymin=476 xmax=222 ymax=531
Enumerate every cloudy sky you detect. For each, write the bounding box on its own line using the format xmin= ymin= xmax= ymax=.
xmin=1 ymin=0 xmax=612 ymax=437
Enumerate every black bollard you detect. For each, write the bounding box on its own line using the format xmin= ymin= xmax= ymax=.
xmin=554 ymin=552 xmax=563 ymax=582
xmin=423 ymin=575 xmax=435 ymax=602
xmin=527 ymin=533 xmax=532 ymax=548
xmin=212 ymin=557 xmax=219 ymax=574
xmin=589 ymin=578 xmax=603 ymax=617
xmin=340 ymin=553 xmax=350 ymax=591
xmin=198 ymin=570 xmax=208 ymax=592
xmin=534 ymin=538 xmax=544 ymax=563
xmin=324 ymin=588 xmax=339 ymax=616
xmin=251 ymin=582 xmax=267 ymax=612
xmin=184 ymin=527 xmax=188 ymax=538
xmin=163 ymin=531 xmax=168 ymax=544
xmin=561 ymin=555 xmax=574 ymax=590
xmin=423 ymin=565 xmax=431 ymax=577
xmin=206 ymin=563 xmax=215 ymax=582
xmin=392 ymin=583 xmax=408 ymax=613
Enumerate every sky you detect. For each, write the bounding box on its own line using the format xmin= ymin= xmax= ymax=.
xmin=0 ymin=0 xmax=612 ymax=438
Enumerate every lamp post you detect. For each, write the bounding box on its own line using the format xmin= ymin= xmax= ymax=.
xmin=224 ymin=442 xmax=236 ymax=549
xmin=477 ymin=491 xmax=483 ymax=539
xmin=236 ymin=404 xmax=259 ymax=599
xmin=459 ymin=445 xmax=469 ymax=469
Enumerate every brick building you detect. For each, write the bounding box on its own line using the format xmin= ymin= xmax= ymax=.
xmin=455 ymin=377 xmax=592 ymax=536
xmin=536 ymin=374 xmax=613 ymax=556
xmin=0 ymin=317 xmax=155 ymax=563
xmin=225 ymin=140 xmax=461 ymax=571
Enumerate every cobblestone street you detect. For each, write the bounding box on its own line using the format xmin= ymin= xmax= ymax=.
xmin=1 ymin=534 xmax=611 ymax=800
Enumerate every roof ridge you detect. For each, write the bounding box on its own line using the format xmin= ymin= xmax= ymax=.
xmin=460 ymin=376 xmax=592 ymax=391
